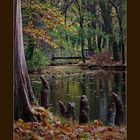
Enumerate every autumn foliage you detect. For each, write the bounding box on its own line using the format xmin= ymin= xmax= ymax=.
xmin=14 ymin=107 xmax=126 ymax=140
xmin=22 ymin=0 xmax=63 ymax=47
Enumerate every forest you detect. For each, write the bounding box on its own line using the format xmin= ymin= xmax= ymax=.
xmin=14 ymin=0 xmax=127 ymax=139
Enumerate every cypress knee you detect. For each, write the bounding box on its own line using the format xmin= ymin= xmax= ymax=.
xmin=66 ymin=102 xmax=76 ymax=122
xmin=40 ymin=75 xmax=50 ymax=109
xmin=58 ymin=101 xmax=66 ymax=117
xmin=112 ymin=92 xmax=124 ymax=126
xmin=79 ymin=95 xmax=89 ymax=124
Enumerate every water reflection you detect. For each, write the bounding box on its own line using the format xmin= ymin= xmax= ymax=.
xmin=31 ymin=70 xmax=126 ymax=125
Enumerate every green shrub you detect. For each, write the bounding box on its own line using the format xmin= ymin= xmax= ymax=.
xmin=26 ymin=48 xmax=46 ymax=71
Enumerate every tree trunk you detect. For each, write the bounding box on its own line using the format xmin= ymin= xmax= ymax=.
xmin=97 ymin=35 xmax=102 ymax=52
xmin=110 ymin=0 xmax=126 ymax=64
xmin=86 ymin=2 xmax=93 ymax=56
xmin=87 ymin=24 xmax=92 ymax=55
xmin=14 ymin=0 xmax=37 ymax=121
xmin=91 ymin=19 xmax=97 ymax=53
xmin=99 ymin=0 xmax=120 ymax=61
xmin=80 ymin=16 xmax=85 ymax=63
xmin=102 ymin=36 xmax=107 ymax=49
xmin=88 ymin=0 xmax=97 ymax=54
xmin=118 ymin=9 xmax=125 ymax=64
xmin=75 ymin=0 xmax=85 ymax=63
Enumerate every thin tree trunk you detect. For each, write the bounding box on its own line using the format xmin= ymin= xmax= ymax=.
xmin=86 ymin=1 xmax=93 ymax=56
xmin=97 ymin=35 xmax=102 ymax=52
xmin=87 ymin=24 xmax=92 ymax=55
xmin=75 ymin=0 xmax=85 ymax=63
xmin=91 ymin=1 xmax=97 ymax=54
xmin=91 ymin=19 xmax=97 ymax=53
xmin=80 ymin=16 xmax=85 ymax=63
xmin=118 ymin=14 xmax=125 ymax=64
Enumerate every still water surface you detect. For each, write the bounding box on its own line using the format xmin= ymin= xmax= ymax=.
xmin=31 ymin=68 xmax=126 ymax=125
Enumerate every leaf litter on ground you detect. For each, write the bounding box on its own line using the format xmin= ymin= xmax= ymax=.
xmin=13 ymin=106 xmax=127 ymax=140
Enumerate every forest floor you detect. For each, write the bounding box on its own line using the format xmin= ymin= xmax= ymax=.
xmin=50 ymin=52 xmax=126 ymax=67
xmin=29 ymin=52 xmax=126 ymax=76
xmin=13 ymin=107 xmax=127 ymax=140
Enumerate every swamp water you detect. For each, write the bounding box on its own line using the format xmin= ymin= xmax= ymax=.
xmin=31 ymin=67 xmax=126 ymax=125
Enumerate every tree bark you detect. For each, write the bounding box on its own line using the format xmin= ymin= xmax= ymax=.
xmin=97 ymin=35 xmax=102 ymax=52
xmin=79 ymin=95 xmax=89 ymax=124
xmin=87 ymin=24 xmax=92 ymax=54
xmin=118 ymin=1 xmax=125 ymax=64
xmin=80 ymin=16 xmax=85 ymax=63
xmin=110 ymin=0 xmax=126 ymax=64
xmin=14 ymin=0 xmax=37 ymax=121
xmin=112 ymin=92 xmax=124 ymax=126
xmin=87 ymin=0 xmax=97 ymax=54
xmin=40 ymin=76 xmax=50 ymax=109
xmin=99 ymin=0 xmax=120 ymax=61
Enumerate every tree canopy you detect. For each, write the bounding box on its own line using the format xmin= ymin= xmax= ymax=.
xmin=22 ymin=0 xmax=126 ymax=65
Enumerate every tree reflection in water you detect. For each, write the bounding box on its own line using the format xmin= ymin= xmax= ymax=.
xmin=32 ymin=70 xmax=126 ymax=125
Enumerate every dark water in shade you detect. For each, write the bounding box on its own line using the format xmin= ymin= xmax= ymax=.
xmin=31 ymin=69 xmax=126 ymax=125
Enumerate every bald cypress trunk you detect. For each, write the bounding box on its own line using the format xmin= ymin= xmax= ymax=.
xmin=14 ymin=0 xmax=37 ymax=121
